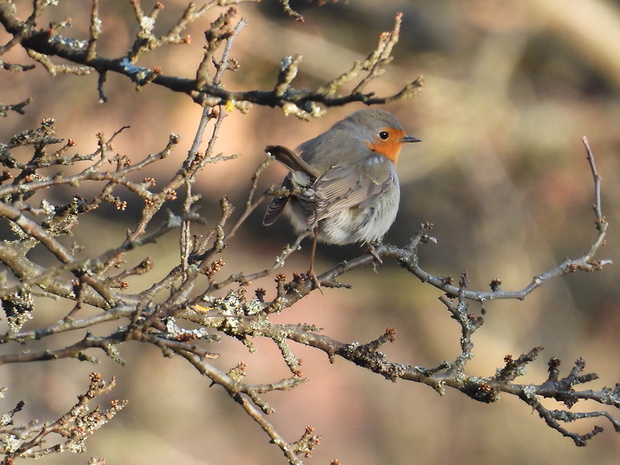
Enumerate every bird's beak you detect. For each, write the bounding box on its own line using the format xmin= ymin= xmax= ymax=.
xmin=400 ymin=135 xmax=422 ymax=143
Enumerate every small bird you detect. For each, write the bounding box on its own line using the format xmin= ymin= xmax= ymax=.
xmin=264 ymin=108 xmax=420 ymax=282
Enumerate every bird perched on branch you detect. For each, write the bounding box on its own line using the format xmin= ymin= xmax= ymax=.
xmin=264 ymin=108 xmax=420 ymax=285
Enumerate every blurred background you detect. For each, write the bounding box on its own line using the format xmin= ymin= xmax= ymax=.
xmin=2 ymin=0 xmax=620 ymax=464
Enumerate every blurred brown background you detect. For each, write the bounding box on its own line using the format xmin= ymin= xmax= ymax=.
xmin=1 ymin=0 xmax=620 ymax=464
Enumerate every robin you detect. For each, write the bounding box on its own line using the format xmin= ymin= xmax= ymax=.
xmin=264 ymin=108 xmax=420 ymax=282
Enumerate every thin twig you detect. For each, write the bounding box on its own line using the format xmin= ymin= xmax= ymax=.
xmin=582 ymin=136 xmax=604 ymax=223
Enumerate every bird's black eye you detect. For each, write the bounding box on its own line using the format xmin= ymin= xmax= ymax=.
xmin=379 ymin=131 xmax=390 ymax=140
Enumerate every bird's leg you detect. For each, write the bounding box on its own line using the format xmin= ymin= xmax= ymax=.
xmin=307 ymin=227 xmax=322 ymax=289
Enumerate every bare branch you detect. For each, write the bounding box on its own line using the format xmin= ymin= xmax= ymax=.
xmin=0 ymin=5 xmax=420 ymax=118
xmin=1 ymin=374 xmax=126 ymax=462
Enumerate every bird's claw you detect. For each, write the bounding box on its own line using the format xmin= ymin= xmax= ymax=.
xmin=306 ymin=269 xmax=323 ymax=293
xmin=367 ymin=244 xmax=383 ymax=266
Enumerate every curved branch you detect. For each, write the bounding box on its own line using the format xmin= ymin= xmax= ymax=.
xmin=315 ymin=140 xmax=611 ymax=302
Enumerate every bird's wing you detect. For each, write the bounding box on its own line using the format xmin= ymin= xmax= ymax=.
xmin=312 ymin=165 xmax=395 ymax=223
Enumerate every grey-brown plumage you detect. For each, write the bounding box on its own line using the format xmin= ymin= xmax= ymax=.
xmin=264 ymin=109 xmax=420 ymax=248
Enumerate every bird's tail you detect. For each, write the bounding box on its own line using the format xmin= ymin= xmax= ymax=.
xmin=265 ymin=145 xmax=321 ymax=179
